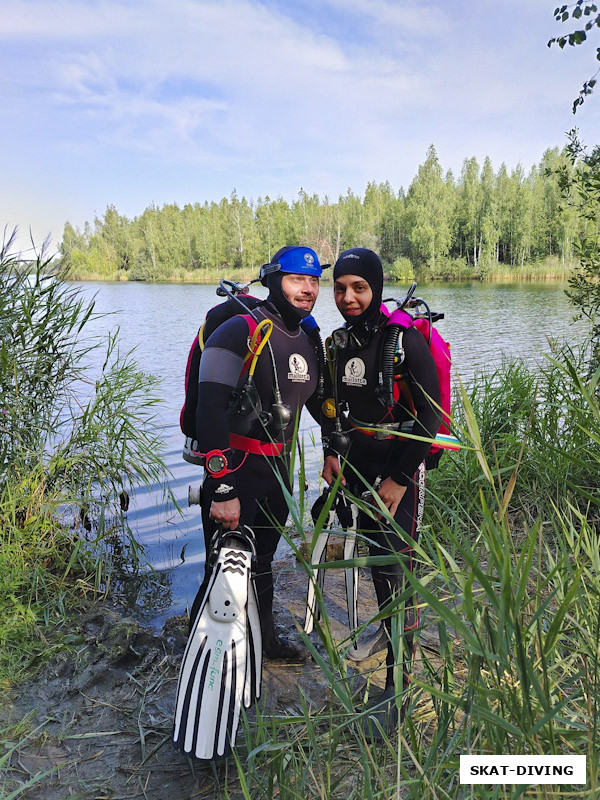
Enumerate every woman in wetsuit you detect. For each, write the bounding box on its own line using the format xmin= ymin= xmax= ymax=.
xmin=321 ymin=248 xmax=442 ymax=738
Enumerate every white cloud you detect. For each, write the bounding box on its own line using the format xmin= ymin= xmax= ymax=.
xmin=2 ymin=0 xmax=599 ymax=244
xmin=4 ymin=0 xmax=432 ymax=171
xmin=321 ymin=0 xmax=450 ymax=40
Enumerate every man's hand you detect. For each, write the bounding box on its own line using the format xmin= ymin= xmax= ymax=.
xmin=209 ymin=498 xmax=241 ymax=529
xmin=322 ymin=454 xmax=346 ymax=486
xmin=377 ymin=477 xmax=407 ymax=519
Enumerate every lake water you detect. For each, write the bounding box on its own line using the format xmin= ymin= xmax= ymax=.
xmin=75 ymin=280 xmax=586 ymax=626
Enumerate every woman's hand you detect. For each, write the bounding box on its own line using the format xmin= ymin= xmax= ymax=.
xmin=322 ymin=454 xmax=346 ymax=486
xmin=377 ymin=477 xmax=407 ymax=518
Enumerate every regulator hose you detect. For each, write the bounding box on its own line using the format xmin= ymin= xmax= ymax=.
xmin=301 ymin=314 xmax=326 ymax=400
xmin=379 ymin=323 xmax=403 ymax=410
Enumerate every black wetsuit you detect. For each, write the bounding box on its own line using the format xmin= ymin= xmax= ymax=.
xmin=328 ymin=317 xmax=442 ymax=687
xmin=195 ymin=301 xmax=321 ymax=649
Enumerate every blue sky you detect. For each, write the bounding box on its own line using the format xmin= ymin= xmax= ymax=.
xmin=2 ymin=0 xmax=599 ymax=252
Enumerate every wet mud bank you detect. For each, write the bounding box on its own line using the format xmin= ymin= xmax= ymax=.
xmin=2 ymin=550 xmax=384 ymax=800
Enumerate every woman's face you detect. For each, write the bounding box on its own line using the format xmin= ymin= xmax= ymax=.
xmin=333 ymin=274 xmax=373 ymax=318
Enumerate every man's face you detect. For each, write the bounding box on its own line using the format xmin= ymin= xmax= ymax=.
xmin=281 ymin=273 xmax=319 ymax=312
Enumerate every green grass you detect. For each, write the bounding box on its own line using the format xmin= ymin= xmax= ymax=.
xmin=225 ymin=338 xmax=600 ymax=799
xmin=0 ymin=230 xmax=169 ymax=682
xmin=480 ymin=256 xmax=575 ymax=282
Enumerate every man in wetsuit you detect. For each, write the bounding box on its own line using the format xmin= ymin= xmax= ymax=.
xmin=321 ymin=248 xmax=442 ymax=737
xmin=194 ymin=245 xmax=325 ymax=660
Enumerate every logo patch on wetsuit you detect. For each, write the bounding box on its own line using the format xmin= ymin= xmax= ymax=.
xmin=215 ymin=483 xmax=233 ymax=494
xmin=342 ymin=357 xmax=367 ymax=386
xmin=288 ymin=353 xmax=310 ymax=382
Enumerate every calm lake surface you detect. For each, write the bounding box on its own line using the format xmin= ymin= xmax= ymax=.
xmin=75 ymin=280 xmax=587 ymax=626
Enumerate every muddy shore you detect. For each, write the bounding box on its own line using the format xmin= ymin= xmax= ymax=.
xmin=2 ymin=546 xmax=386 ymax=799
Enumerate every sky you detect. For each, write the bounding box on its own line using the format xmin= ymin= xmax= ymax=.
xmin=2 ymin=0 xmax=600 ymax=253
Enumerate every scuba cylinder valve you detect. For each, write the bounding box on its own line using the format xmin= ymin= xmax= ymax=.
xmin=360 ymin=476 xmax=382 ymax=505
xmin=216 ymin=278 xmax=261 ymax=298
xmin=188 ymin=484 xmax=203 ymax=506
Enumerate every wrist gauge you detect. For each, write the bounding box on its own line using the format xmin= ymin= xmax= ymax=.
xmin=205 ymin=451 xmax=228 ymax=478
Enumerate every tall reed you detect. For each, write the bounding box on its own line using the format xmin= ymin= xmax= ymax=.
xmin=0 ymin=230 xmax=169 ymax=678
xmin=225 ymin=339 xmax=600 ymax=799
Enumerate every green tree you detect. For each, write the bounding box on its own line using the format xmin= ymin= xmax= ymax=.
xmin=99 ymin=205 xmax=139 ymax=272
xmin=181 ymin=202 xmax=201 ymax=270
xmin=479 ymin=156 xmax=500 ymax=270
xmin=512 ymin=165 xmax=534 ymax=266
xmin=308 ymin=195 xmax=342 ymax=264
xmin=455 ymin=157 xmax=483 ymax=268
xmin=220 ymin=190 xmax=255 ymax=270
xmin=255 ymin=196 xmax=293 ymax=261
xmin=59 ymin=221 xmax=88 ymax=274
xmin=526 ymin=164 xmax=548 ymax=261
xmin=290 ymin=189 xmax=322 ymax=250
xmin=533 ymin=148 xmax=579 ymax=263
xmin=559 ymin=132 xmax=600 ymax=364
xmin=496 ymin=163 xmax=518 ymax=264
xmin=338 ymin=188 xmax=365 ymax=250
xmin=379 ymin=186 xmax=407 ymax=264
xmin=404 ymin=145 xmax=454 ymax=270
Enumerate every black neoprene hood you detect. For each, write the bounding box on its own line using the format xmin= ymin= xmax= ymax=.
xmin=333 ymin=248 xmax=384 ymax=326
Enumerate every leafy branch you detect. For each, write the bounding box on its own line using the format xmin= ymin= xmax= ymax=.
xmin=548 ymin=2 xmax=600 ymax=112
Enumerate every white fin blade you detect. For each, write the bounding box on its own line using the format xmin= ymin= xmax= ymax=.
xmin=343 ymin=531 xmax=359 ymax=633
xmin=173 ymin=538 xmax=254 ymax=761
xmin=245 ymin=577 xmax=262 ymax=705
xmin=304 ymin=528 xmax=330 ymax=634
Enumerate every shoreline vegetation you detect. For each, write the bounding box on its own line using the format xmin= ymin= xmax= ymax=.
xmin=60 ymin=146 xmax=587 ymax=287
xmin=65 ymin=255 xmax=576 ymax=284
xmin=0 ymin=231 xmax=169 ymax=684
xmin=3 ymin=329 xmax=600 ymax=797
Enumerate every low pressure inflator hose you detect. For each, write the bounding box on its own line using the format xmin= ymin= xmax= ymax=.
xmin=379 ymin=323 xmax=403 ymax=409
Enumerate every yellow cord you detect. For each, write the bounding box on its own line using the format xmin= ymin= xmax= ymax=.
xmin=246 ymin=318 xmax=273 ymax=377
xmin=198 ymin=317 xmax=272 ymax=379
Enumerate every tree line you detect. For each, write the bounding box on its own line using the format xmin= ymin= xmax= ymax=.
xmin=60 ymin=145 xmax=583 ymax=282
